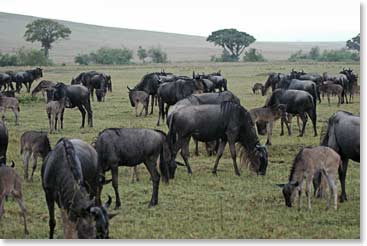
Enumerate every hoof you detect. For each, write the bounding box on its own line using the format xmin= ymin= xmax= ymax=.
xmin=148 ymin=201 xmax=157 ymax=208
xmin=212 ymin=170 xmax=218 ymax=176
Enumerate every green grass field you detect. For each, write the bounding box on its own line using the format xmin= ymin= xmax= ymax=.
xmin=0 ymin=61 xmax=360 ymax=239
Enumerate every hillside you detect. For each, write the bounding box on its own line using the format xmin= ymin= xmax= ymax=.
xmin=0 ymin=12 xmax=345 ymax=64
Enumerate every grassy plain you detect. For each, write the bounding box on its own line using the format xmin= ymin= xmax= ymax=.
xmin=0 ymin=61 xmax=360 ymax=239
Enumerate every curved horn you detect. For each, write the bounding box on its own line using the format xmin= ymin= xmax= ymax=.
xmin=127 ymin=86 xmax=132 ymax=91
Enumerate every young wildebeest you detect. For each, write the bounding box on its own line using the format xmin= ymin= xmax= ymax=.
xmin=320 ymin=111 xmax=360 ymax=202
xmin=31 ymin=80 xmax=56 ymax=101
xmin=277 ymin=146 xmax=341 ymax=210
xmin=0 ymin=93 xmax=20 ymax=125
xmin=319 ymin=82 xmax=343 ymax=107
xmin=46 ymin=97 xmax=66 ymax=133
xmin=0 ymin=121 xmax=8 ymax=166
xmin=168 ymin=102 xmax=268 ymax=176
xmin=0 ymin=163 xmax=28 ymax=235
xmin=52 ymin=82 xmax=93 ymax=128
xmin=252 ymin=83 xmax=265 ymax=95
xmin=249 ymin=104 xmax=289 ymax=145
xmin=265 ymin=89 xmax=317 ymax=137
xmin=127 ymin=89 xmax=149 ymax=117
xmin=95 ymin=128 xmax=176 ymax=209
xmin=42 ymin=138 xmax=116 ymax=239
xmin=20 ymin=131 xmax=51 ymax=181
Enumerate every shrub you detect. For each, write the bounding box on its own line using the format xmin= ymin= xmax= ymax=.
xmin=74 ymin=47 xmax=133 ymax=65
xmin=0 ymin=48 xmax=52 ymax=66
xmin=288 ymin=46 xmax=359 ymax=62
xmin=74 ymin=54 xmax=91 ymax=65
xmin=243 ymin=48 xmax=266 ymax=62
xmin=211 ymin=49 xmax=239 ymax=62
xmin=147 ymin=47 xmax=167 ymax=63
xmin=0 ymin=52 xmax=18 ymax=66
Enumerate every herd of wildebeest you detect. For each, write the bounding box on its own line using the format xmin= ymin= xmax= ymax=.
xmin=0 ymin=66 xmax=360 ymax=238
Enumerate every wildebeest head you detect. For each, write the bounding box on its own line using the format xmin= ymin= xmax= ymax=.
xmin=277 ymin=181 xmax=299 ymax=207
xmin=256 ymin=121 xmax=267 ymax=135
xmin=96 ymin=89 xmax=106 ymax=102
xmin=253 ymin=144 xmax=268 ymax=175
xmin=45 ymin=88 xmax=56 ymax=102
xmin=90 ymin=195 xmax=118 ymax=239
xmin=127 ymin=86 xmax=136 ymax=107
xmin=33 ymin=67 xmax=43 ymax=79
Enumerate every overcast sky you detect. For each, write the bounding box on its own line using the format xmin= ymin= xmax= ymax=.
xmin=1 ymin=0 xmax=360 ymax=41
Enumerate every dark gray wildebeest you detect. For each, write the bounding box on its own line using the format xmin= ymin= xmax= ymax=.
xmin=168 ymin=101 xmax=268 ymax=176
xmin=0 ymin=121 xmax=8 ymax=166
xmin=52 ymin=82 xmax=93 ymax=128
xmin=42 ymin=138 xmax=117 ymax=239
xmin=95 ymin=128 xmax=177 ymax=209
xmin=0 ymin=162 xmax=28 ymax=235
xmin=322 ymin=71 xmax=350 ymax=104
xmin=127 ymin=73 xmax=162 ymax=115
xmin=20 ymin=131 xmax=51 ymax=181
xmin=0 ymin=73 xmax=13 ymax=91
xmin=265 ymin=89 xmax=317 ymax=137
xmin=340 ymin=68 xmax=358 ymax=103
xmin=319 ymin=82 xmax=343 ymax=107
xmin=0 ymin=93 xmax=20 ymax=125
xmin=277 ymin=78 xmax=318 ymax=107
xmin=192 ymin=72 xmax=215 ymax=92
xmin=90 ymin=74 xmax=109 ymax=102
xmin=13 ymin=67 xmax=43 ymax=93
xmin=263 ymin=72 xmax=287 ymax=94
xmin=320 ymin=111 xmax=360 ymax=202
xmin=156 ymin=79 xmax=206 ymax=126
xmin=199 ymin=72 xmax=227 ymax=92
xmin=252 ymin=83 xmax=265 ymax=95
xmin=277 ymin=146 xmax=341 ymax=211
xmin=31 ymin=80 xmax=56 ymax=101
xmin=167 ymin=91 xmax=240 ymax=155
xmin=127 ymin=89 xmax=149 ymax=117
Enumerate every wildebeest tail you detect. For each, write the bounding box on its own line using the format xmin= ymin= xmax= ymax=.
xmin=61 ymin=138 xmax=84 ymax=186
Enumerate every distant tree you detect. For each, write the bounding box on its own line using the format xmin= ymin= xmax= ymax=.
xmin=346 ymin=33 xmax=360 ymax=52
xmin=308 ymin=46 xmax=320 ymax=60
xmin=148 ymin=47 xmax=167 ymax=63
xmin=74 ymin=54 xmax=91 ymax=65
xmin=24 ymin=19 xmax=71 ymax=57
xmin=243 ymin=48 xmax=266 ymax=62
xmin=137 ymin=46 xmax=147 ymax=63
xmin=207 ymin=28 xmax=256 ymax=61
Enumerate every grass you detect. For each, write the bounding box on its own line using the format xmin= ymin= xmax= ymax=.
xmin=0 ymin=61 xmax=360 ymax=239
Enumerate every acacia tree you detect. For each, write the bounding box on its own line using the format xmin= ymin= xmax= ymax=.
xmin=207 ymin=28 xmax=256 ymax=61
xmin=24 ymin=19 xmax=71 ymax=57
xmin=346 ymin=33 xmax=360 ymax=52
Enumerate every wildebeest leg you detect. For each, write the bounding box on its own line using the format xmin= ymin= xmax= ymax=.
xmin=90 ymin=88 xmax=94 ymax=101
xmin=280 ymin=117 xmax=285 ymax=136
xmin=60 ymin=108 xmax=64 ymax=129
xmin=47 ymin=112 xmax=52 ymax=133
xmin=12 ymin=107 xmax=19 ymax=126
xmin=144 ymin=160 xmax=160 ymax=207
xmin=139 ymin=103 xmax=145 ymax=117
xmin=0 ymin=196 xmax=4 ymax=219
xmin=339 ymin=158 xmax=349 ymax=202
xmin=306 ymin=175 xmax=313 ymax=210
xmin=135 ymin=102 xmax=139 ymax=117
xmin=306 ymin=108 xmax=317 ymax=137
xmin=156 ymin=97 xmax=163 ymax=126
xmin=45 ymin=191 xmax=56 ymax=239
xmin=296 ymin=115 xmax=302 ymax=135
xmin=30 ymin=153 xmax=38 ymax=181
xmin=23 ymin=151 xmax=31 ymax=180
xmin=298 ymin=113 xmax=308 ymax=137
xmin=228 ymin=141 xmax=240 ymax=176
xmin=180 ymin=137 xmax=192 ymax=174
xmin=111 ymin=166 xmax=121 ymax=209
xmin=327 ymin=93 xmax=330 ymax=106
xmin=54 ymin=114 xmax=58 ymax=132
xmin=194 ymin=138 xmax=199 ymax=156
xmin=164 ymin=105 xmax=169 ymax=120
xmin=12 ymin=190 xmax=28 ymax=235
xmin=212 ymin=139 xmax=227 ymax=175
xmin=77 ymin=105 xmax=86 ymax=128
xmin=266 ymin=121 xmax=273 ymax=145
xmin=150 ymin=95 xmax=154 ymax=115
xmin=84 ymin=101 xmax=93 ymax=127
xmin=144 ymin=98 xmax=149 ymax=116
xmin=297 ymin=182 xmax=303 ymax=210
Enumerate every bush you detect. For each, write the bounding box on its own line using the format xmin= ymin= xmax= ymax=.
xmin=211 ymin=49 xmax=239 ymax=62
xmin=0 ymin=52 xmax=18 ymax=66
xmin=0 ymin=47 xmax=52 ymax=66
xmin=288 ymin=46 xmax=359 ymax=62
xmin=243 ymin=48 xmax=266 ymax=62
xmin=147 ymin=47 xmax=167 ymax=63
xmin=288 ymin=49 xmax=308 ymax=62
xmin=74 ymin=47 xmax=133 ymax=65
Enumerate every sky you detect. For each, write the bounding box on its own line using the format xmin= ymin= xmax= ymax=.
xmin=1 ymin=0 xmax=361 ymax=42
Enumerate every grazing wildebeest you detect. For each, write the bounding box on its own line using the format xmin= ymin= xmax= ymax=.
xmin=0 ymin=163 xmax=28 ymax=235
xmin=42 ymin=138 xmax=116 ymax=239
xmin=277 ymin=146 xmax=341 ymax=210
xmin=252 ymin=83 xmax=265 ymax=95
xmin=168 ymin=102 xmax=268 ymax=176
xmin=128 ymin=73 xmax=161 ymax=115
xmin=249 ymin=104 xmax=289 ymax=145
xmin=46 ymin=96 xmax=66 ymax=133
xmin=0 ymin=121 xmax=8 ymax=166
xmin=265 ymin=89 xmax=317 ymax=137
xmin=13 ymin=67 xmax=43 ymax=93
xmin=0 ymin=93 xmax=20 ymax=125
xmin=167 ymin=91 xmax=240 ymax=155
xmin=127 ymin=89 xmax=149 ymax=117
xmin=20 ymin=131 xmax=51 ymax=181
xmin=52 ymin=83 xmax=93 ymax=128
xmin=320 ymin=111 xmax=360 ymax=202
xmin=156 ymin=79 xmax=205 ymax=126
xmin=31 ymin=80 xmax=56 ymax=101
xmin=0 ymin=73 xmax=13 ymax=91
xmin=319 ymin=83 xmax=343 ymax=106
xmin=95 ymin=128 xmax=176 ymax=209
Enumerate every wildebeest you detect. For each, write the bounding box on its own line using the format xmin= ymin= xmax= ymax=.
xmin=168 ymin=102 xmax=268 ymax=176
xmin=0 ymin=121 xmax=8 ymax=166
xmin=340 ymin=68 xmax=358 ymax=103
xmin=198 ymin=72 xmax=227 ymax=91
xmin=319 ymin=83 xmax=343 ymax=107
xmin=31 ymin=80 xmax=56 ymax=101
xmin=320 ymin=111 xmax=360 ymax=202
xmin=322 ymin=71 xmax=350 ymax=104
xmin=95 ymin=128 xmax=176 ymax=208
xmin=127 ymin=89 xmax=149 ymax=117
xmin=13 ymin=67 xmax=43 ymax=93
xmin=0 ymin=163 xmax=28 ymax=235
xmin=0 ymin=94 xmax=20 ymax=125
xmin=252 ymin=83 xmax=265 ymax=95
xmin=265 ymin=89 xmax=317 ymax=137
xmin=277 ymin=78 xmax=318 ymax=106
xmin=52 ymin=82 xmax=93 ymax=128
xmin=277 ymin=146 xmax=341 ymax=210
xmin=156 ymin=79 xmax=205 ymax=126
xmin=90 ymin=74 xmax=108 ymax=102
xmin=46 ymin=98 xmax=65 ymax=133
xmin=42 ymin=138 xmax=116 ymax=239
xmin=127 ymin=73 xmax=162 ymax=115
xmin=263 ymin=73 xmax=287 ymax=94
xmin=0 ymin=73 xmax=13 ymax=91
xmin=20 ymin=131 xmax=51 ymax=181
